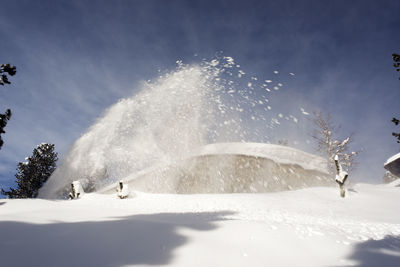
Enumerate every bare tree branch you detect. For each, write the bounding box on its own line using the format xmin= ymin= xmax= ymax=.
xmin=310 ymin=111 xmax=362 ymax=174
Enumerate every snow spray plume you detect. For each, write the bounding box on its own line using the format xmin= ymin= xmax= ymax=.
xmin=39 ymin=57 xmax=295 ymax=198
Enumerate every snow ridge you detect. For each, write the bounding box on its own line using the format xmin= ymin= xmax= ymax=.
xmin=197 ymin=143 xmax=328 ymax=173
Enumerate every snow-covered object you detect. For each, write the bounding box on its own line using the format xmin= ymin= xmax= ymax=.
xmin=385 ymin=152 xmax=400 ymax=165
xmin=334 ymin=155 xmax=348 ymax=184
xmin=384 ymin=153 xmax=400 ymax=177
xmin=69 ymin=181 xmax=84 ymax=199
xmin=101 ymin=143 xmax=332 ymax=195
xmin=335 ymin=172 xmax=348 ymax=184
xmin=116 ymin=181 xmax=130 ymax=199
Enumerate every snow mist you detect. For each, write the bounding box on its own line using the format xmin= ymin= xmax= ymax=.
xmin=39 ymin=57 xmax=304 ymax=198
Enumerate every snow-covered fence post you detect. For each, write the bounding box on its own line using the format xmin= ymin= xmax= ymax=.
xmin=334 ymin=155 xmax=348 ymax=198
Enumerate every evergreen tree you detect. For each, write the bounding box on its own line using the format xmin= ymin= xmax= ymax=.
xmin=1 ymin=143 xmax=58 ymax=198
xmin=0 ymin=63 xmax=17 ymax=85
xmin=0 ymin=109 xmax=11 ymax=149
xmin=0 ymin=63 xmax=16 ymax=150
xmin=391 ymin=54 xmax=399 ymax=144
xmin=392 ymin=117 xmax=400 ymax=144
xmin=393 ymin=53 xmax=400 ymax=80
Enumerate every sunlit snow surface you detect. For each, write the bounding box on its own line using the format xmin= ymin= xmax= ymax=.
xmin=40 ymin=57 xmax=310 ymax=198
xmin=2 ymin=184 xmax=400 ymax=267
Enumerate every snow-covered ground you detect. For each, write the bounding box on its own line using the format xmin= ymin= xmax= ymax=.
xmin=1 ymin=183 xmax=400 ymax=267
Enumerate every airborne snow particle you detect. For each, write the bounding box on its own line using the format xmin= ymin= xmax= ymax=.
xmin=290 ymin=72 xmax=295 ymax=76
xmin=272 ymin=118 xmax=280 ymax=125
xmin=273 ymin=70 xmax=279 ymax=74
xmin=300 ymin=108 xmax=310 ymax=115
xmin=224 ymin=57 xmax=234 ymax=64
xmin=210 ymin=59 xmax=219 ymax=66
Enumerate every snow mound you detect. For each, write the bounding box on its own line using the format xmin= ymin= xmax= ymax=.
xmin=101 ymin=143 xmax=332 ymax=195
xmin=197 ymin=143 xmax=327 ymax=173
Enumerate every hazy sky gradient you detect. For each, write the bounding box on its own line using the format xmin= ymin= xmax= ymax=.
xmin=0 ymin=0 xmax=399 ymax=190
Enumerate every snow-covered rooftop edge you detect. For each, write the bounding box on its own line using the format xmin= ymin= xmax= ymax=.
xmin=196 ymin=142 xmax=328 ymax=173
xmin=384 ymin=152 xmax=400 ymax=166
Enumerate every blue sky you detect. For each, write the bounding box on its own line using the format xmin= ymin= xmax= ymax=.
xmin=0 ymin=0 xmax=399 ymax=190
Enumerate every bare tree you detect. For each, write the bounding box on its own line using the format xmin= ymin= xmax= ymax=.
xmin=310 ymin=111 xmax=361 ymax=175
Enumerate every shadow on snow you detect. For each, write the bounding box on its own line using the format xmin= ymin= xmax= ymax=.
xmin=0 ymin=211 xmax=234 ymax=267
xmin=346 ymin=235 xmax=400 ymax=267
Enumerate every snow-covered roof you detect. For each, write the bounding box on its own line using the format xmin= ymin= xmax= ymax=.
xmin=384 ymin=152 xmax=400 ymax=177
xmin=196 ymin=142 xmax=328 ymax=173
xmin=384 ymin=152 xmax=400 ymax=166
